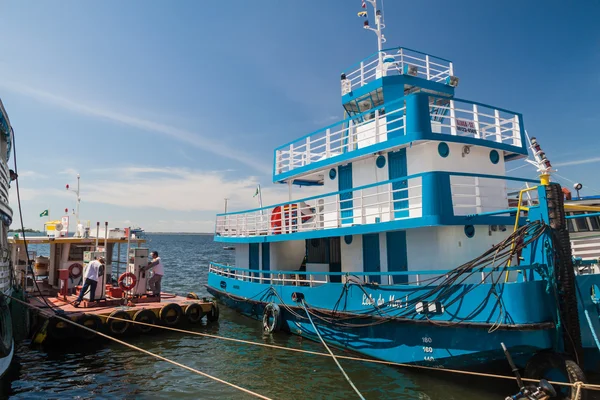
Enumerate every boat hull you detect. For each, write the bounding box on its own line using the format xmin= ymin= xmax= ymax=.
xmin=207 ymin=273 xmax=557 ymax=370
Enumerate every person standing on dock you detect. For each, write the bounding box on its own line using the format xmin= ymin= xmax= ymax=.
xmin=73 ymin=256 xmax=105 ymax=307
xmin=145 ymin=251 xmax=164 ymax=297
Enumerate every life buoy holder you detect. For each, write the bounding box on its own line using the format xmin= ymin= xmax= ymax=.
xmin=185 ymin=303 xmax=204 ymax=324
xmin=262 ymin=303 xmax=281 ymax=334
xmin=69 ymin=263 xmax=83 ymax=279
xmin=118 ymin=272 xmax=137 ymax=291
xmin=106 ymin=310 xmax=131 ymax=335
xmin=159 ymin=303 xmax=183 ymax=326
xmin=133 ymin=309 xmax=157 ymax=334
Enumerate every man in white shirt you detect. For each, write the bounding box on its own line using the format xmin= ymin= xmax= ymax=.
xmin=145 ymin=251 xmax=164 ymax=296
xmin=74 ymin=256 xmax=105 ymax=307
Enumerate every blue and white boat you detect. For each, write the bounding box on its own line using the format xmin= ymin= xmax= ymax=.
xmin=0 ymin=97 xmax=16 ymax=377
xmin=207 ymin=1 xmax=597 ymax=394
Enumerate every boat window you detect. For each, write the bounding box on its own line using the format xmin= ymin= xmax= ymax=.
xmin=574 ymin=212 xmax=590 ymax=232
xmin=342 ymin=88 xmax=384 ymax=122
xmin=68 ymin=244 xmax=94 ymax=261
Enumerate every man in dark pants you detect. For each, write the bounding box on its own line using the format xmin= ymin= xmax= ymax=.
xmin=73 ymin=256 xmax=105 ymax=307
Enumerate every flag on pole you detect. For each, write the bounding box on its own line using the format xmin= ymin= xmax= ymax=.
xmin=40 ymin=209 xmax=49 ymax=217
xmin=253 ymin=187 xmax=259 ymax=197
xmin=358 ymin=11 xmax=367 ymax=17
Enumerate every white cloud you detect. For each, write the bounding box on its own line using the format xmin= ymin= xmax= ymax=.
xmin=0 ymin=82 xmax=271 ymax=175
xmin=554 ymin=157 xmax=600 ymax=167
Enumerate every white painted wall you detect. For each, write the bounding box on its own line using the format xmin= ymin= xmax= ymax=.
xmin=341 ymin=235 xmax=363 ymax=282
xmin=306 ymin=262 xmax=330 ymax=283
xmin=406 ymin=226 xmax=512 ymax=284
xmin=235 ymin=244 xmax=249 ymax=270
xmin=270 ymin=240 xmax=305 ymax=271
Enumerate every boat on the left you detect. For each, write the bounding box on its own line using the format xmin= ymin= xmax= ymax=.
xmin=0 ymin=97 xmax=16 ymax=378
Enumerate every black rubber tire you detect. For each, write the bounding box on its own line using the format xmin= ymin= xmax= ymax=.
xmin=159 ymin=303 xmax=183 ymax=326
xmin=185 ymin=303 xmax=204 ymax=324
xmin=47 ymin=316 xmax=74 ymax=341
xmin=525 ymin=352 xmax=587 ymax=400
xmin=186 ymin=292 xmax=200 ymax=300
xmin=133 ymin=309 xmax=157 ymax=334
xmin=106 ymin=310 xmax=131 ymax=336
xmin=206 ymin=301 xmax=219 ymax=322
xmin=77 ymin=314 xmax=103 ymax=340
xmin=262 ymin=303 xmax=281 ymax=334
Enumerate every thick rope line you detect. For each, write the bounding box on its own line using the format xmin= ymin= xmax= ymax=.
xmin=102 ymin=314 xmax=600 ymax=392
xmin=300 ymin=300 xmax=365 ymax=400
xmin=7 ymin=295 xmax=272 ymax=400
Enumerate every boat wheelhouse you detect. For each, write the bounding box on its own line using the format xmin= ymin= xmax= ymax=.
xmin=207 ymin=1 xmax=595 ymax=393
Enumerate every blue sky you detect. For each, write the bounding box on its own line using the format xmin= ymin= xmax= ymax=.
xmin=1 ymin=0 xmax=599 ymax=232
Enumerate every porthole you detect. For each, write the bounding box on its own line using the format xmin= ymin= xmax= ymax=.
xmin=490 ymin=150 xmax=500 ymax=164
xmin=464 ymin=225 xmax=475 ymax=238
xmin=438 ymin=142 xmax=450 ymax=158
xmin=344 ymin=235 xmax=353 ymax=245
xmin=329 ymin=168 xmax=337 ymax=180
xmin=376 ymin=155 xmax=386 ymax=168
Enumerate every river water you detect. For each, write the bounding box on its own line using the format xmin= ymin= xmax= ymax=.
xmin=0 ymin=234 xmax=561 ymax=399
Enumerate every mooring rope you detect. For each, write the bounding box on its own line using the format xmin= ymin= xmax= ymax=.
xmin=300 ymin=299 xmax=366 ymax=400
xmin=6 ymin=295 xmax=273 ymax=400
xmin=101 ymin=313 xmax=600 ymax=393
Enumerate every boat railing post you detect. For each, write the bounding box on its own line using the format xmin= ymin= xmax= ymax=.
xmin=95 ymin=222 xmax=100 ymax=250
xmin=310 ymin=274 xmax=313 ymax=287
xmin=449 ymin=61 xmax=454 ymax=76
xmin=426 ymin=55 xmax=430 ymax=80
xmin=289 ymin=143 xmax=295 ymax=171
xmin=374 ymin=109 xmax=380 ymax=143
xmin=360 ymin=189 xmax=365 ymax=225
xmin=389 ymin=183 xmax=394 ymax=220
xmin=388 ymin=275 xmax=393 ymax=285
xmin=449 ymin=100 xmax=457 ymax=136
xmin=494 ymin=109 xmax=502 ymax=143
xmin=416 ymin=274 xmax=420 ymax=285
xmin=126 ymin=226 xmax=131 ymax=271
xmin=472 ymin=104 xmax=481 ymax=139
xmin=360 ymin=61 xmax=365 ymax=86
xmin=513 ymin=114 xmax=521 ymax=146
xmin=306 ymin=137 xmax=311 ymax=165
xmin=104 ymin=221 xmax=108 ymax=251
xmin=325 ymin=128 xmax=331 ymax=158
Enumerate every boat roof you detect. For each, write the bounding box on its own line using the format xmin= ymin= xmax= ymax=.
xmin=9 ymin=236 xmax=146 ymax=245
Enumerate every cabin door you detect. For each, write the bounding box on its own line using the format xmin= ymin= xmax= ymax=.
xmin=249 ymin=243 xmax=259 ymax=278
xmin=387 ymin=149 xmax=408 ymax=219
xmin=362 ymin=233 xmax=381 ymax=284
xmin=386 ymin=230 xmax=408 ymax=284
xmin=338 ymin=164 xmax=353 ymax=225
xmin=329 ymin=237 xmax=341 ymax=283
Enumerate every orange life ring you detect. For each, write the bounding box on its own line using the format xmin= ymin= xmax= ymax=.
xmin=118 ymin=272 xmax=137 ymax=291
xmin=69 ymin=263 xmax=83 ymax=279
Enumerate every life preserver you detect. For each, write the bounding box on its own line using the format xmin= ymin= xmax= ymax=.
xmin=270 ymin=203 xmax=314 ymax=234
xmin=206 ymin=300 xmax=220 ymax=322
xmin=159 ymin=303 xmax=183 ymax=326
xmin=118 ymin=272 xmax=137 ymax=291
xmin=270 ymin=206 xmax=283 ymax=234
xmin=106 ymin=310 xmax=131 ymax=335
xmin=185 ymin=303 xmax=204 ymax=324
xmin=77 ymin=314 xmax=103 ymax=340
xmin=133 ymin=309 xmax=156 ymax=333
xmin=262 ymin=303 xmax=281 ymax=334
xmin=69 ymin=263 xmax=83 ymax=279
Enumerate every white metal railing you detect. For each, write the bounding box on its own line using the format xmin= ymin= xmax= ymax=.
xmin=215 ymin=176 xmax=423 ymax=238
xmin=429 ymin=99 xmax=522 ymax=147
xmin=275 ymin=104 xmax=406 ymax=175
xmin=342 ymin=47 xmax=453 ymax=93
xmin=450 ymin=177 xmax=538 ymax=217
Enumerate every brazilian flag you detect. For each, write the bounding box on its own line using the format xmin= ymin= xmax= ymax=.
xmin=39 ymin=210 xmax=49 ymax=217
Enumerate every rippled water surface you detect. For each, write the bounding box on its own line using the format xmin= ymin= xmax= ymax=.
xmin=0 ymin=234 xmax=563 ymax=399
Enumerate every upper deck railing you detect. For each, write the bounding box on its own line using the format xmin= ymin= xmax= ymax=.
xmin=342 ymin=47 xmax=453 ymax=94
xmin=274 ymin=94 xmax=525 ymax=180
xmin=215 ymin=172 xmax=537 ymax=240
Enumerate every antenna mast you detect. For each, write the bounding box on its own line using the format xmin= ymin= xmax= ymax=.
xmin=525 ymin=134 xmax=553 ymax=185
xmin=359 ymin=0 xmax=387 ymax=71
xmin=66 ymin=174 xmax=81 ymax=225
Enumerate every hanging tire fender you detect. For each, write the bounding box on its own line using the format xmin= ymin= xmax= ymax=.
xmin=206 ymin=300 xmax=219 ymax=322
xmin=133 ymin=309 xmax=157 ymax=334
xmin=525 ymin=351 xmax=587 ymax=400
xmin=159 ymin=303 xmax=183 ymax=326
xmin=262 ymin=303 xmax=281 ymax=334
xmin=106 ymin=310 xmax=131 ymax=336
xmin=0 ymin=298 xmax=13 ymax=354
xmin=185 ymin=303 xmax=204 ymax=324
xmin=77 ymin=314 xmax=103 ymax=340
